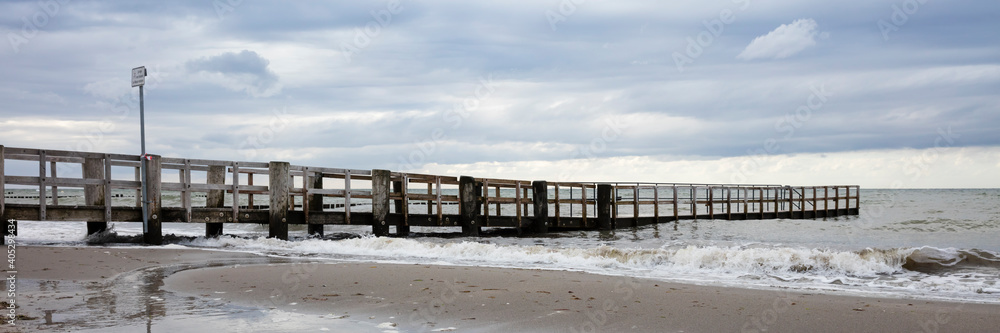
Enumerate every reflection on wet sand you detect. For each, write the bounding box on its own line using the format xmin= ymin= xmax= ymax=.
xmin=19 ymin=258 xmax=365 ymax=332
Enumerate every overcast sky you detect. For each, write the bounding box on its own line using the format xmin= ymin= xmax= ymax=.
xmin=2 ymin=1 xmax=998 ymax=188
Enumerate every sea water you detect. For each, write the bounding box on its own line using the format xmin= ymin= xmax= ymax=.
xmin=10 ymin=189 xmax=1000 ymax=304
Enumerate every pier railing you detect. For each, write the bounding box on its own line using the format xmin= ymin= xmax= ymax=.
xmin=1 ymin=145 xmax=860 ymax=244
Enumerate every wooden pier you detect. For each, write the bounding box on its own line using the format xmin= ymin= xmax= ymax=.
xmin=0 ymin=146 xmax=860 ymax=244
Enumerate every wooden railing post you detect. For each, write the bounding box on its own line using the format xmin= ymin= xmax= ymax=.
xmin=205 ymin=165 xmax=226 ymax=237
xmin=855 ymin=186 xmax=861 ymax=214
xmin=83 ymin=157 xmax=107 ymax=235
xmin=531 ymin=180 xmax=548 ymax=234
xmin=372 ymin=169 xmax=391 ymax=237
xmin=308 ymin=171 xmax=325 ymax=237
xmin=143 ymin=154 xmax=162 ymax=245
xmin=393 ymin=177 xmax=409 ymax=237
xmin=0 ymin=145 xmax=7 ymax=245
xmin=459 ymin=176 xmax=480 ymax=236
xmin=597 ymin=184 xmax=613 ymax=230
xmin=268 ymin=161 xmax=290 ymax=240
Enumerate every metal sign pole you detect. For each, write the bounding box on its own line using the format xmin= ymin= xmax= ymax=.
xmin=139 ymin=84 xmax=148 ymax=233
xmin=133 ymin=66 xmax=148 ymax=234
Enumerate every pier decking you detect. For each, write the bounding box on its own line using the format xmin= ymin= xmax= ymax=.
xmin=1 ymin=146 xmax=860 ymax=244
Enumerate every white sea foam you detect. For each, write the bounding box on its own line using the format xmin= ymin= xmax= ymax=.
xmin=9 ymin=189 xmax=1000 ymax=303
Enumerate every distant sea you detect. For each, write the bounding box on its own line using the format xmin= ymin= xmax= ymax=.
xmin=11 ymin=188 xmax=1000 ymax=303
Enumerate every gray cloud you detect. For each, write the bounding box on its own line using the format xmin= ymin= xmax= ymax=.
xmin=185 ymin=50 xmax=280 ymax=97
xmin=0 ymin=0 xmax=998 ymax=187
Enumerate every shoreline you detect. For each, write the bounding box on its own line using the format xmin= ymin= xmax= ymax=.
xmin=14 ymin=245 xmax=1000 ymax=332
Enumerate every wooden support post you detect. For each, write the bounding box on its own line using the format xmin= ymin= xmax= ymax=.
xmin=143 ymin=155 xmax=162 ymax=245
xmin=427 ymin=183 xmax=433 ymax=215
xmin=345 ymin=171 xmax=353 ymax=224
xmin=38 ymin=150 xmax=46 ymax=220
xmin=0 ymin=148 xmax=9 ymax=241
xmin=459 ymin=176 xmax=481 ymax=236
xmin=231 ymin=162 xmax=240 ymax=221
xmin=672 ymin=185 xmax=678 ymax=220
xmin=845 ymin=186 xmax=851 ymax=211
xmin=824 ymin=187 xmax=829 ymax=213
xmin=50 ymin=161 xmax=58 ymax=205
xmin=691 ymin=186 xmax=697 ymax=219
xmin=653 ymin=186 xmax=659 ymax=223
xmin=632 ymin=186 xmax=639 ymax=226
xmin=103 ymin=156 xmax=112 ymax=224
xmin=268 ymin=161 xmax=290 ymax=240
xmin=774 ymin=187 xmax=781 ymax=215
xmin=597 ymin=184 xmax=613 ymax=230
xmin=708 ymin=187 xmax=714 ymax=220
xmin=435 ymin=177 xmax=442 ymax=225
xmin=743 ymin=188 xmax=749 ymax=215
xmin=800 ymin=187 xmax=806 ymax=216
xmin=726 ymin=188 xmax=732 ymax=220
xmin=758 ymin=188 xmax=765 ymax=219
xmin=812 ymin=187 xmax=818 ymax=218
xmin=531 ymin=181 xmax=548 ymax=234
xmin=834 ymin=187 xmax=840 ymax=215
xmin=0 ymin=146 xmax=3 ymax=209
xmin=855 ymin=186 xmax=860 ymax=213
xmin=247 ymin=173 xmax=255 ymax=209
xmin=0 ymin=145 xmax=6 ymax=244
xmin=494 ymin=186 xmax=501 ymax=216
xmin=308 ymin=171 xmax=324 ymax=236
xmin=554 ymin=183 xmax=561 ymax=227
xmin=134 ymin=166 xmax=142 ymax=207
xmin=83 ymin=157 xmax=107 ymax=235
xmin=611 ymin=186 xmax=617 ymax=221
xmin=372 ymin=169 xmax=391 ymax=237
xmin=182 ymin=160 xmax=192 ymax=222
xmin=581 ymin=185 xmax=588 ymax=224
xmin=515 ymin=181 xmax=522 ymax=229
xmin=393 ymin=179 xmax=410 ymax=237
xmin=205 ymin=165 xmax=226 ymax=237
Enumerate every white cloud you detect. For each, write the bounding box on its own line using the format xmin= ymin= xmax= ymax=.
xmin=738 ymin=19 xmax=819 ymax=60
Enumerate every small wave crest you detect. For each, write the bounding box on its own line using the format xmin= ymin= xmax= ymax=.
xmin=181 ymin=236 xmax=998 ymax=279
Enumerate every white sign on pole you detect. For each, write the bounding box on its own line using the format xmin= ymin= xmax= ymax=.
xmin=131 ymin=66 xmax=146 ymax=87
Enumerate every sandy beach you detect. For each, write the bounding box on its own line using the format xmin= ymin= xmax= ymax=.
xmin=13 ymin=245 xmax=1000 ymax=332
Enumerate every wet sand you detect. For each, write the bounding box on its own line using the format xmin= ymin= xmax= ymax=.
xmin=14 ymin=246 xmax=1000 ymax=332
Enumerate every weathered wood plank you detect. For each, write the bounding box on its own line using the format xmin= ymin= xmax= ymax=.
xmin=531 ymin=181 xmax=548 ymax=234
xmin=269 ymin=161 xmax=290 ymax=240
xmin=144 ymin=155 xmax=163 ymax=245
xmin=597 ymin=184 xmax=613 ymax=230
xmin=308 ymin=170 xmax=324 ymax=236
xmin=459 ymin=176 xmax=480 ymax=236
xmin=206 ymin=165 xmax=226 ymax=237
xmin=393 ymin=178 xmax=409 ymax=236
xmin=83 ymin=157 xmax=107 ymax=234
xmin=0 ymin=145 xmax=5 ymax=232
xmin=372 ymin=169 xmax=391 ymax=237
